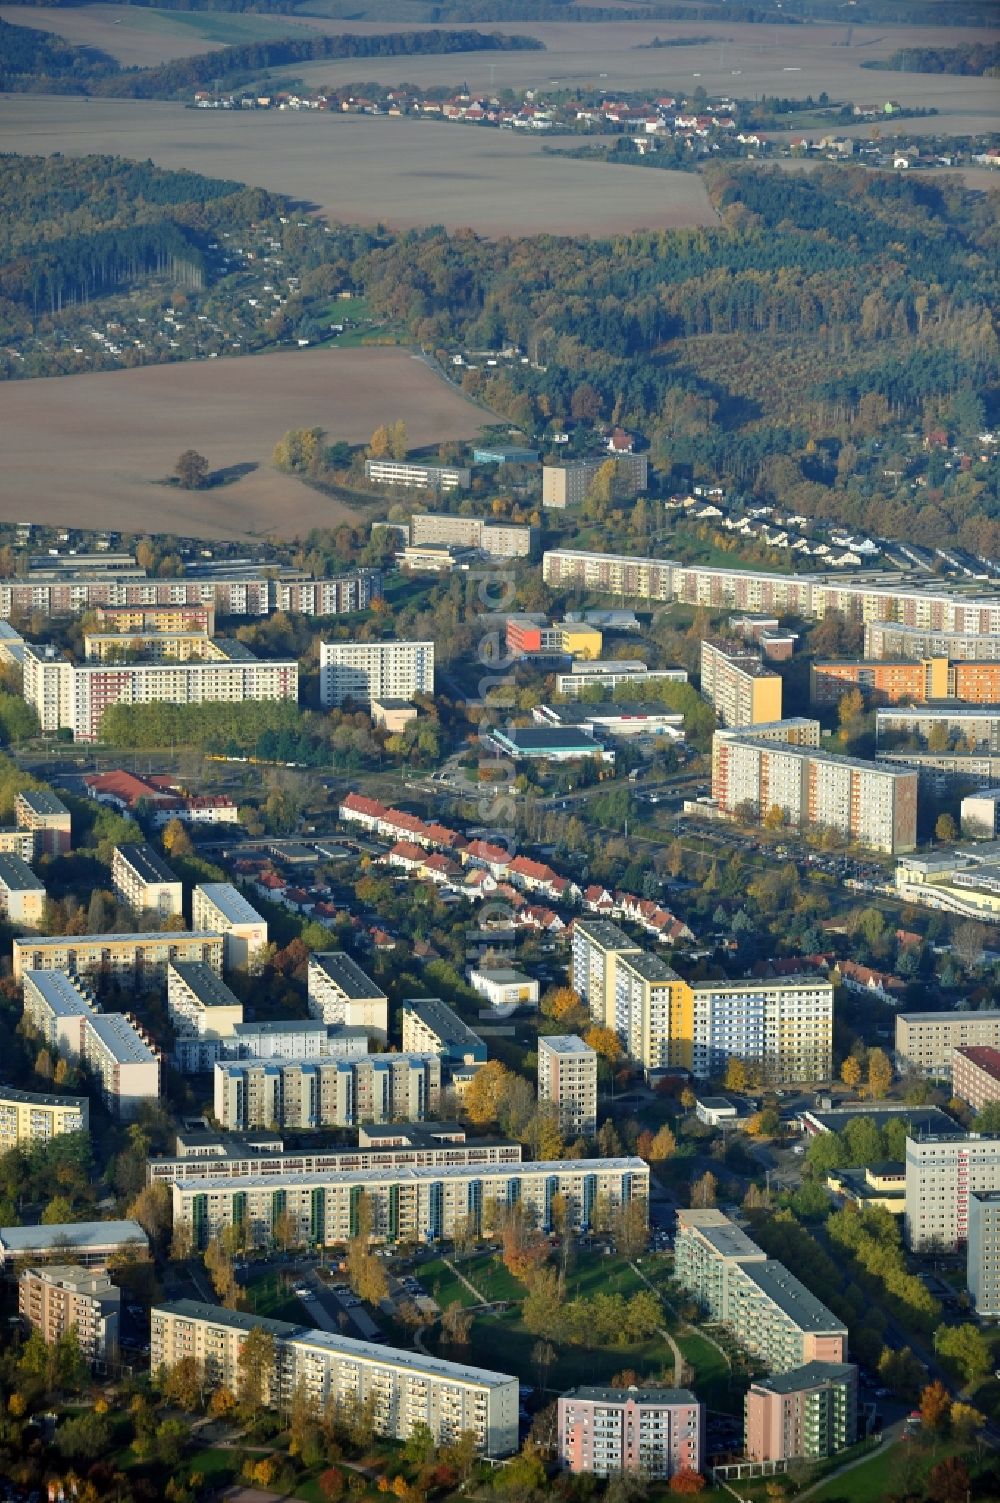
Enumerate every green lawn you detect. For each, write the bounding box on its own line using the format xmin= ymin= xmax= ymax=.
xmin=247 ymin=1270 xmax=305 ymax=1323
xmin=676 ymin=1330 xmax=743 ymax=1414
xmin=809 ymin=1437 xmax=967 ymax=1503
xmin=186 ymin=1448 xmax=241 ymax=1486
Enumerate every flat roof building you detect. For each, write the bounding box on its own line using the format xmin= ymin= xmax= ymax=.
xmin=700 ymin=637 xmax=783 ymax=729
xmin=745 ymin=1362 xmax=858 ymax=1464
xmin=152 ymin=1300 xmax=518 ymax=1456
xmin=488 ymin=726 xmax=614 ymax=764
xmin=19 ymin=1264 xmax=120 ymax=1367
xmin=0 ymin=1219 xmax=148 ymax=1271
xmin=968 ymin=1189 xmax=1000 ymax=1317
xmin=905 ymin=1133 xmax=1000 ymax=1250
xmin=558 ymin=1386 xmax=702 ymax=1480
xmin=111 ymin=843 xmax=183 ymax=920
xmin=83 ymin=1012 xmax=160 ymax=1120
xmin=192 ymin=883 xmax=268 ymax=973
xmin=0 ymin=1084 xmax=89 ymax=1152
xmin=15 ymin=788 xmax=71 ymax=856
xmin=895 ymin=1010 xmax=1000 ymax=1079
xmin=320 ymin=640 xmax=434 ymax=709
xmin=0 ymin=852 xmax=46 ymax=928
xmin=468 ymin=967 xmax=539 ymax=1011
xmin=571 ymin=919 xmax=641 ymax=1030
xmin=307 ymin=952 xmax=387 ymax=1039
xmin=952 ymin=1045 xmax=1000 ymax=1113
xmin=213 ymin=1053 xmax=442 ymax=1132
xmin=400 ymin=998 xmax=487 ymax=1071
xmin=538 ymin=1035 xmax=597 ymax=1138
xmin=13 ymin=931 xmax=224 ymax=989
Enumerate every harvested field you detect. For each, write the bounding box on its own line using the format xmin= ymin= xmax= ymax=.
xmin=0 ymin=4 xmax=308 ymax=64
xmin=0 ymin=97 xmax=717 ymax=235
xmin=0 ymin=348 xmax=492 ymax=541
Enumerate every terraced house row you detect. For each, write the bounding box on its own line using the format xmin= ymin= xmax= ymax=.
xmin=542 ymin=550 xmax=1000 ymax=632
xmin=571 ymin=920 xmax=833 ymax=1082
xmin=151 ymin=1302 xmax=519 ymax=1456
xmin=171 ymin=1157 xmax=649 ymax=1249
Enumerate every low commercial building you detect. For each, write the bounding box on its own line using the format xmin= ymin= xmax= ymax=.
xmin=192 ymin=883 xmax=268 ymax=972
xmin=400 ymin=998 xmax=486 ymax=1071
xmin=904 ymin=1133 xmax=1000 ymax=1250
xmin=111 ymin=843 xmax=183 ymax=919
xmin=0 ymin=1085 xmax=89 ymax=1151
xmin=537 ymin=1035 xmax=597 ymax=1137
xmin=712 ymin=731 xmax=918 ymax=854
xmin=370 ymin=698 xmax=419 ymax=733
xmin=13 ymin=932 xmax=224 ymax=988
xmin=488 ymin=726 xmax=614 ymax=764
xmin=365 ymin=459 xmax=471 ymax=492
xmin=675 ymin=1209 xmax=847 ymax=1373
xmin=0 ymin=852 xmax=46 ymax=927
xmin=533 ymin=703 xmax=685 ymax=741
xmin=213 ymin=1053 xmax=442 ymax=1131
xmin=151 ymin=1301 xmax=518 ymax=1455
xmin=148 ymin=1123 xmax=522 ymax=1185
xmin=967 ymin=1189 xmax=1000 ymax=1317
xmin=895 ymin=847 xmax=1000 ymax=925
xmin=554 ymin=662 xmax=688 ymax=700
xmin=700 ymin=638 xmax=783 ymax=729
xmin=695 ymin=1097 xmax=738 ymax=1128
xmin=171 ymin=1157 xmax=649 ymax=1249
xmin=558 ymin=1386 xmax=702 ymax=1480
xmin=506 ymin=618 xmax=603 ymax=661
xmin=952 ymin=1045 xmax=1000 ymax=1112
xmin=468 ymin=968 xmax=539 ymax=1010
xmin=0 ymin=1220 xmax=148 ymax=1271
xmin=15 ymin=789 xmax=72 ymax=856
xmin=895 ymin=1009 xmax=1000 ymax=1078
xmin=82 ymin=1012 xmax=160 ymax=1120
xmin=307 ymin=952 xmax=388 ymax=1039
xmin=19 ymin=1265 xmax=120 ymax=1367
xmin=745 ymin=1363 xmax=858 ymax=1463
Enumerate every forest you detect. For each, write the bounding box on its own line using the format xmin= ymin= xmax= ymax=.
xmin=865 ymin=41 xmax=1000 ymax=74
xmin=0 ymin=23 xmax=542 ymax=98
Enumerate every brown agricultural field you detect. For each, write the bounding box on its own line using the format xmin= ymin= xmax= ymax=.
xmin=0 ymin=347 xmax=493 ymax=541
xmin=0 ymin=97 xmax=717 ymax=235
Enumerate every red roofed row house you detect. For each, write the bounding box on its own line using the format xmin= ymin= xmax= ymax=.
xmin=85 ymin=770 xmax=238 ymax=827
xmin=582 ymin=885 xmax=693 ymax=944
xmin=339 ymin=793 xmax=466 ymax=853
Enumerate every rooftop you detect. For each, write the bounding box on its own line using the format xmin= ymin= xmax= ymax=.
xmin=0 ymin=1220 xmax=147 ymax=1252
xmin=23 ymin=970 xmax=95 ymax=1017
xmin=565 ymin=1385 xmax=698 ymax=1407
xmin=752 ymin=1361 xmax=857 ymax=1395
xmin=0 ymin=853 xmax=44 ymax=892
xmin=170 ymin=961 xmax=242 ymax=1010
xmin=899 ymin=1009 xmax=1000 ymax=1023
xmin=403 ymin=997 xmax=484 ymax=1048
xmin=154 ymin=1300 xmax=517 ymax=1386
xmin=17 ymin=790 xmax=69 ymax=817
xmin=309 ymin=952 xmax=386 ymax=1001
xmin=619 ymin=952 xmax=681 ymax=983
xmin=15 ymin=931 xmax=222 ymax=948
xmin=572 ymin=918 xmax=639 ymax=951
xmin=743 ymin=1260 xmax=847 ymax=1334
xmin=538 ymin=1034 xmax=593 ymax=1057
xmin=172 ymin=1157 xmax=646 ymax=1193
xmin=0 ymin=1083 xmax=87 ymax=1110
xmin=807 ymin=1106 xmax=957 ymax=1135
xmin=494 ymin=727 xmax=604 ymax=751
xmin=955 ymin=1044 xmax=1000 ymax=1080
xmin=196 ymin=882 xmax=264 ymax=927
xmin=116 ymin=843 xmax=179 ymax=887
xmin=86 ymin=1013 xmax=156 ymax=1065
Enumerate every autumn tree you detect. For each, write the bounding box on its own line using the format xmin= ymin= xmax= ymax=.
xmin=933 ymin=1322 xmax=990 ymax=1384
xmin=691 ymin=1171 xmax=717 ymax=1209
xmin=840 ymin=1055 xmax=863 ymax=1092
xmin=175 ymin=450 xmax=210 ymax=490
xmin=584 ymin=1024 xmax=622 ymax=1062
xmin=237 ymin=1326 xmax=276 ymax=1418
xmin=935 ymin=812 xmax=957 ymax=843
xmin=369 ymin=424 xmax=391 ymax=459
xmin=919 ymin=1380 xmax=952 ymax=1432
xmin=613 ymin=1198 xmax=649 ymax=1259
xmin=866 ymin=1047 xmax=892 ymax=1101
xmin=463 ymin=1060 xmax=513 ymax=1125
xmin=161 ymin=1355 xmax=204 ymax=1412
xmin=161 ymin=817 xmax=193 ymax=858
xmin=670 ymin=1471 xmax=707 ymax=1496
xmin=389 ymin=419 xmax=407 ymax=461
xmin=541 ymin=986 xmax=583 ymax=1021
xmin=724 ymin=1057 xmax=748 ymax=1093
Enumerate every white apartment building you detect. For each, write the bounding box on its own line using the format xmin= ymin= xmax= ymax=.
xmin=22 ymin=969 xmax=98 ymax=1059
xmin=895 ymin=1010 xmax=1000 ymax=1078
xmin=0 ymin=852 xmax=46 ymax=927
xmin=365 ymin=460 xmax=471 ymax=492
xmin=865 ymin=622 xmax=1000 ymax=662
xmin=111 ymin=843 xmax=183 ymax=919
xmin=613 ymin=952 xmax=687 ymax=1073
xmin=0 ymin=1085 xmax=89 ymax=1151
xmin=213 ymin=1053 xmax=442 ymax=1131
xmin=226 ymin=1019 xmax=369 ymax=1062
xmin=688 ymin=976 xmax=834 ymax=1086
xmin=23 ymin=643 xmax=298 ymax=742
xmin=905 ymin=1133 xmax=1000 ymax=1250
xmin=166 ymin=961 xmax=245 ymax=1071
xmin=82 ymin=1012 xmax=160 ymax=1120
xmin=151 ymin=1301 xmax=518 ymax=1456
xmin=19 ymin=1265 xmax=120 ymax=1366
xmin=13 ymin=931 xmax=224 ymax=988
xmin=571 ymin=919 xmax=641 ymax=1028
xmin=537 ymin=1035 xmax=597 ymax=1137
xmin=319 ymin=640 xmax=434 ymax=708
xmin=409 ymin=514 xmax=536 ymax=559
xmin=307 ymin=952 xmax=388 ymax=1038
xmin=171 ymin=1157 xmax=648 ymax=1249
xmin=967 ymin=1190 xmax=1000 ymax=1317
xmin=192 ymin=883 xmax=268 ymax=972
xmin=711 ymin=730 xmax=918 ymax=854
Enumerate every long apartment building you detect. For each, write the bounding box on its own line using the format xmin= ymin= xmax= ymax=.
xmin=91 ymin=602 xmax=215 ymax=637
xmin=712 ymin=728 xmax=918 ymax=854
xmin=877 ymin=704 xmax=1000 ymax=755
xmin=904 ymin=1133 xmax=1000 ymax=1250
xmin=365 ymin=459 xmax=471 ymax=492
xmin=14 ymin=931 xmax=223 ymax=988
xmin=700 ymin=638 xmax=783 ymax=728
xmin=745 ymin=1363 xmax=858 ymax=1465
xmin=558 ymin=1387 xmax=702 ymax=1480
xmin=675 ymin=1209 xmax=847 ymax=1374
xmin=192 ymin=883 xmax=268 ymax=972
xmin=537 ymin=1035 xmax=597 ymax=1137
xmin=968 ymin=1190 xmax=1000 ymax=1317
xmin=19 ymin=1265 xmax=120 ymax=1366
xmin=319 ymin=639 xmax=434 ymax=708
xmin=812 ymin=657 xmax=1000 ymax=708
xmin=213 ymin=1053 xmax=442 ymax=1131
xmin=895 ymin=1009 xmax=1000 ymax=1078
xmin=542 ymin=550 xmax=1000 ymax=633
xmin=866 ymin=622 xmax=1000 ymax=662
xmin=171 ymin=1157 xmax=648 ymax=1249
xmin=149 ymin=1123 xmax=522 ymax=1185
xmin=0 ymin=573 xmax=271 ymax=622
xmin=82 ymin=1012 xmax=160 ymax=1120
xmin=270 ymin=570 xmax=382 ymax=616
xmin=0 ymin=1085 xmax=89 ymax=1151
xmin=151 ymin=1301 xmax=518 ymax=1455
xmin=23 ymin=643 xmax=298 ymax=742
xmin=409 ymin=514 xmax=537 ymax=559
xmin=111 ymin=843 xmax=183 ymax=919
xmin=400 ymin=998 xmax=487 ymax=1071
xmin=952 ymin=1045 xmax=1000 ymax=1112
xmin=226 ymin=1019 xmax=369 ymax=1063
xmin=307 ymin=952 xmax=388 ymax=1039
xmin=0 ymin=852 xmax=46 ymax=927
xmin=15 ymin=789 xmax=72 ymax=856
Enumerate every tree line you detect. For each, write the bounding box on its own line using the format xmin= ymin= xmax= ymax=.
xmin=864 ymin=42 xmax=1000 ymax=75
